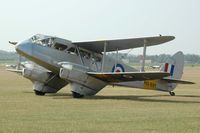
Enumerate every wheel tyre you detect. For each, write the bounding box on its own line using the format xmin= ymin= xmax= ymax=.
xmin=72 ymin=91 xmax=84 ymax=98
xmin=169 ymin=91 xmax=175 ymax=96
xmin=34 ymin=90 xmax=45 ymax=96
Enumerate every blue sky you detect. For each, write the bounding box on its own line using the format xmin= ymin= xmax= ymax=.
xmin=0 ymin=0 xmax=199 ymax=55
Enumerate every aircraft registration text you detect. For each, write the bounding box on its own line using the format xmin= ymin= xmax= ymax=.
xmin=144 ymin=80 xmax=157 ymax=90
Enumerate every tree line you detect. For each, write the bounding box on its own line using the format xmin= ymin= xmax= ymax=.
xmin=108 ymin=53 xmax=200 ymax=65
xmin=0 ymin=50 xmax=200 ymax=65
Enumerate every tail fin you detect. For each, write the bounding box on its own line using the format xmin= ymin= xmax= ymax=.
xmin=160 ymin=51 xmax=184 ymax=80
xmin=158 ymin=51 xmax=184 ymax=91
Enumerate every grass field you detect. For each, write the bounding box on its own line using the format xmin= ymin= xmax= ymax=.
xmin=0 ymin=66 xmax=199 ymax=133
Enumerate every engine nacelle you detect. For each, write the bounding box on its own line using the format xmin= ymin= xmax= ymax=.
xmin=23 ymin=68 xmax=50 ymax=83
xmin=59 ymin=63 xmax=89 ymax=84
xmin=23 ymin=67 xmax=68 ymax=94
xmin=59 ymin=62 xmax=107 ymax=96
xmin=33 ymin=81 xmax=59 ymax=93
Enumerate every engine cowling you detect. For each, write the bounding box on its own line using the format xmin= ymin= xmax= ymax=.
xmin=23 ymin=67 xmax=68 ymax=94
xmin=59 ymin=62 xmax=107 ymax=96
xmin=59 ymin=63 xmax=89 ymax=84
xmin=23 ymin=68 xmax=50 ymax=82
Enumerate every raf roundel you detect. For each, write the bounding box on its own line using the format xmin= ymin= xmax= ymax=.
xmin=112 ymin=64 xmax=125 ymax=73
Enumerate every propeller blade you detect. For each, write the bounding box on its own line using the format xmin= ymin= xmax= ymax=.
xmin=9 ymin=41 xmax=18 ymax=45
xmin=17 ymin=55 xmax=22 ymax=70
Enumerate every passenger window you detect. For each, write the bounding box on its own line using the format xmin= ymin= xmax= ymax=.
xmin=67 ymin=47 xmax=77 ymax=55
xmin=53 ymin=43 xmax=68 ymax=51
xmin=80 ymin=50 xmax=91 ymax=59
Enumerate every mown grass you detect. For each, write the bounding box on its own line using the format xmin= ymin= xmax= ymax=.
xmin=0 ymin=66 xmax=199 ymax=133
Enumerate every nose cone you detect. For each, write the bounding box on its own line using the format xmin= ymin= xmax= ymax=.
xmin=15 ymin=40 xmax=33 ymax=57
xmin=15 ymin=42 xmax=22 ymax=53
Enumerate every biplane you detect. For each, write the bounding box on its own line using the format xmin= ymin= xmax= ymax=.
xmin=7 ymin=34 xmax=194 ymax=98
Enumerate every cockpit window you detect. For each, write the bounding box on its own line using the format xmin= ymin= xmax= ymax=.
xmin=30 ymin=34 xmax=68 ymax=51
xmin=31 ymin=34 xmax=52 ymax=46
xmin=31 ymin=35 xmax=41 ymax=42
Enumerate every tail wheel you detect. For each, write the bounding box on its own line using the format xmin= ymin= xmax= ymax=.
xmin=34 ymin=90 xmax=45 ymax=96
xmin=169 ymin=91 xmax=175 ymax=96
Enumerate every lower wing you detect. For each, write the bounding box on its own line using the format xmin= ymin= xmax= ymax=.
xmin=87 ymin=72 xmax=170 ymax=83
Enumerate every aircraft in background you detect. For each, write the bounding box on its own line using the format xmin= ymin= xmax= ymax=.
xmin=150 ymin=65 xmax=161 ymax=69
xmin=7 ymin=34 xmax=194 ymax=98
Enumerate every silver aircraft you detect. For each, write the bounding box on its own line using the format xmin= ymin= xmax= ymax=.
xmin=7 ymin=34 xmax=194 ymax=98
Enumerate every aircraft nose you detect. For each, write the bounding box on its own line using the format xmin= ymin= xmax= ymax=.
xmin=15 ymin=40 xmax=32 ymax=56
xmin=15 ymin=41 xmax=25 ymax=53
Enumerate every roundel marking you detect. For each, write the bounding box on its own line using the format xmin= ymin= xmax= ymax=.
xmin=112 ymin=64 xmax=125 ymax=73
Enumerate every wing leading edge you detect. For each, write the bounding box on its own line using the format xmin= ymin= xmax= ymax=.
xmin=87 ymin=72 xmax=170 ymax=83
xmin=73 ymin=36 xmax=175 ymax=53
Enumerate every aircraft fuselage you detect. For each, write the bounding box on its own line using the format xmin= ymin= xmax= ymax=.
xmin=15 ymin=35 xmax=135 ymax=96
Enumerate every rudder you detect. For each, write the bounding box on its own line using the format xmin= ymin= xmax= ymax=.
xmin=161 ymin=51 xmax=184 ymax=79
xmin=158 ymin=51 xmax=184 ymax=92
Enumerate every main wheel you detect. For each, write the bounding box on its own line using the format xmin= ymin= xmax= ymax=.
xmin=72 ymin=91 xmax=84 ymax=98
xmin=169 ymin=91 xmax=175 ymax=96
xmin=34 ymin=90 xmax=45 ymax=96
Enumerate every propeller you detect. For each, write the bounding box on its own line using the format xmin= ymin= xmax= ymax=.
xmin=7 ymin=40 xmax=24 ymax=70
xmin=16 ymin=54 xmax=22 ymax=70
xmin=6 ymin=40 xmax=30 ymax=74
xmin=9 ymin=41 xmax=18 ymax=45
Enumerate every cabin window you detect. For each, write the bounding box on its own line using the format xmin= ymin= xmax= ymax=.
xmin=67 ymin=47 xmax=77 ymax=55
xmin=80 ymin=50 xmax=91 ymax=59
xmin=68 ymin=47 xmax=75 ymax=52
xmin=31 ymin=35 xmax=69 ymax=51
xmin=53 ymin=43 xmax=68 ymax=51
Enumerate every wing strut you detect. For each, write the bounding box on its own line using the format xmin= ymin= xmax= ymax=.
xmin=114 ymin=48 xmax=119 ymax=73
xmin=75 ymin=46 xmax=84 ymax=65
xmin=101 ymin=41 xmax=107 ymax=72
xmin=140 ymin=39 xmax=147 ymax=72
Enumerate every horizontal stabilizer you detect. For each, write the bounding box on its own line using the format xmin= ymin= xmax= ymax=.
xmin=87 ymin=72 xmax=170 ymax=83
xmin=162 ymin=78 xmax=195 ymax=84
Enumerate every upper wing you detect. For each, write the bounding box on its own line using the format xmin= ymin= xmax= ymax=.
xmin=87 ymin=72 xmax=170 ymax=83
xmin=73 ymin=36 xmax=175 ymax=53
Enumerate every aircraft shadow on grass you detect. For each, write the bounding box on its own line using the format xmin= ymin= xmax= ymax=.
xmin=47 ymin=92 xmax=200 ymax=104
xmin=84 ymin=95 xmax=200 ymax=104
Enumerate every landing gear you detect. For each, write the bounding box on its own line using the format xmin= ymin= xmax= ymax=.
xmin=72 ymin=91 xmax=84 ymax=98
xmin=34 ymin=90 xmax=45 ymax=96
xmin=169 ymin=91 xmax=175 ymax=96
